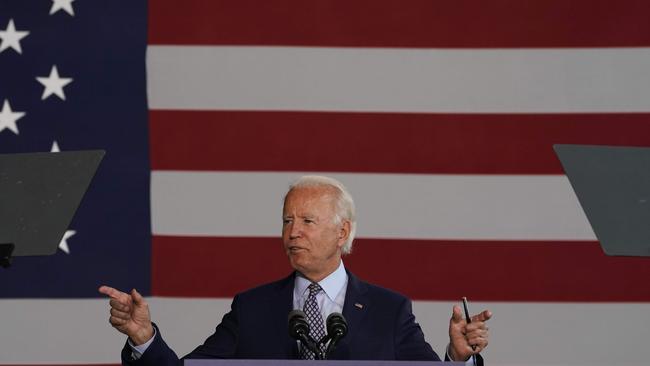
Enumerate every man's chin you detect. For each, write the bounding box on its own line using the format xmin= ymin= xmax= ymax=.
xmin=287 ymin=254 xmax=309 ymax=272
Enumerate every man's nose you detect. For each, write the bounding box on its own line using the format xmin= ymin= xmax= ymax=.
xmin=288 ymin=222 xmax=302 ymax=238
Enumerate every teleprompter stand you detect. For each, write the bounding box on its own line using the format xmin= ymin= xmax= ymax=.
xmin=0 ymin=150 xmax=104 ymax=268
xmin=0 ymin=243 xmax=14 ymax=268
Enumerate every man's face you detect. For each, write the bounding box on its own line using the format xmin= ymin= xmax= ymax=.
xmin=282 ymin=186 xmax=348 ymax=281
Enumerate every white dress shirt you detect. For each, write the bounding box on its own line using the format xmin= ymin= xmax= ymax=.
xmin=293 ymin=260 xmax=348 ymax=318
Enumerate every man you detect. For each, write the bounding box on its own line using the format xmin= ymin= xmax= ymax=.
xmin=100 ymin=175 xmax=491 ymax=365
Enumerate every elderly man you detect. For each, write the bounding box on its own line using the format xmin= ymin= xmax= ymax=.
xmin=100 ymin=175 xmax=491 ymax=365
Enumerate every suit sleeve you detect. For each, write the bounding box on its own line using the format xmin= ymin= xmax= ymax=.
xmin=393 ymin=297 xmax=441 ymax=361
xmin=120 ymin=324 xmax=181 ymax=366
xmin=120 ymin=295 xmax=242 ymax=365
xmin=442 ymin=346 xmax=485 ymax=366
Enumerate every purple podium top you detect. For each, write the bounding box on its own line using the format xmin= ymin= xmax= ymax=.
xmin=185 ymin=360 xmax=463 ymax=366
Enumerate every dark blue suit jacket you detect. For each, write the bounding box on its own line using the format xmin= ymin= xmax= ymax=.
xmin=122 ymin=271 xmax=445 ymax=365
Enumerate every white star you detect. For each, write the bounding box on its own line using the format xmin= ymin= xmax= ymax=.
xmin=36 ymin=65 xmax=73 ymax=100
xmin=58 ymin=230 xmax=76 ymax=254
xmin=51 ymin=140 xmax=61 ymax=152
xmin=50 ymin=0 xmax=76 ymax=16
xmin=0 ymin=99 xmax=26 ymax=135
xmin=0 ymin=19 xmax=30 ymax=54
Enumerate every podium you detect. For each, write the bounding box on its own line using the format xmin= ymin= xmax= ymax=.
xmin=186 ymin=361 xmax=463 ymax=366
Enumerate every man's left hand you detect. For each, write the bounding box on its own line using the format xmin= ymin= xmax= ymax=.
xmin=448 ymin=305 xmax=491 ymax=361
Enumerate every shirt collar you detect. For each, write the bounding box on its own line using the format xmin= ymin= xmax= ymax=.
xmin=295 ymin=260 xmax=347 ymax=302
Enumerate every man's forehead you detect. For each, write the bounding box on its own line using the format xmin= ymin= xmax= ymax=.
xmin=283 ymin=186 xmax=337 ymax=211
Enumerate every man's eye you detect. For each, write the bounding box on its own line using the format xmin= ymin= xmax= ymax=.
xmin=283 ymin=219 xmax=292 ymax=224
xmin=304 ymin=219 xmax=314 ymax=224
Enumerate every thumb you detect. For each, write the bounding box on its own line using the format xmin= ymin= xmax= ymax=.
xmin=131 ymin=288 xmax=145 ymax=305
xmin=451 ymin=305 xmax=464 ymax=324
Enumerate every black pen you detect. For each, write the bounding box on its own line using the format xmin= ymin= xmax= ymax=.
xmin=462 ymin=297 xmax=477 ymax=366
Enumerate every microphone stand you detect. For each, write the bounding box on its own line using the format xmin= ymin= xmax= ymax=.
xmin=295 ymin=330 xmax=323 ymax=359
xmin=316 ymin=335 xmax=330 ymax=360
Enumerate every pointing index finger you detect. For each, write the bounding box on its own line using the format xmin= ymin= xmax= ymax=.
xmin=471 ymin=309 xmax=493 ymax=323
xmin=98 ymin=285 xmax=128 ymax=301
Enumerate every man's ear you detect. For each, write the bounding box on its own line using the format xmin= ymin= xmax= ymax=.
xmin=337 ymin=220 xmax=351 ymax=248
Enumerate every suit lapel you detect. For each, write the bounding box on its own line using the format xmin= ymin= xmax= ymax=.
xmin=273 ymin=272 xmax=300 ymax=358
xmin=335 ymin=271 xmax=369 ymax=358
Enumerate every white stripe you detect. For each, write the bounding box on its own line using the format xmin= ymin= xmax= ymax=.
xmin=151 ymin=171 xmax=594 ymax=240
xmin=1 ymin=298 xmax=648 ymax=365
xmin=147 ymin=46 xmax=650 ymax=113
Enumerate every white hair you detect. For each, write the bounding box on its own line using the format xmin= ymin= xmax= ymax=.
xmin=284 ymin=175 xmax=357 ymax=254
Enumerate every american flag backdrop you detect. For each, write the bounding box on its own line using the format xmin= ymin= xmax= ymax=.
xmin=1 ymin=0 xmax=650 ymax=365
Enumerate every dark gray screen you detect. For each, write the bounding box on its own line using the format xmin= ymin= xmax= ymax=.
xmin=0 ymin=150 xmax=104 ymax=256
xmin=555 ymin=144 xmax=650 ymax=257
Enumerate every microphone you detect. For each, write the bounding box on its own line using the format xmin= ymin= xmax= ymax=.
xmin=325 ymin=312 xmax=348 ymax=356
xmin=288 ymin=310 xmax=321 ymax=359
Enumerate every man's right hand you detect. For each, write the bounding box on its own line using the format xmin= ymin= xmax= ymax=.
xmin=98 ymin=286 xmax=154 ymax=345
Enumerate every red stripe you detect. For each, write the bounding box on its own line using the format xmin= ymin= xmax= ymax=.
xmin=149 ymin=111 xmax=650 ymax=174
xmin=151 ymin=236 xmax=650 ymax=301
xmin=149 ymin=0 xmax=650 ymax=47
